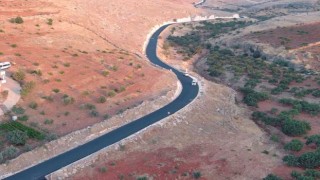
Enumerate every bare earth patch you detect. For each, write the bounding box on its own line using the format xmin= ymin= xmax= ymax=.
xmin=66 ymin=78 xmax=282 ymax=179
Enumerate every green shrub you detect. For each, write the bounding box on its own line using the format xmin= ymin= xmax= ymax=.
xmin=291 ymin=169 xmax=320 ymax=179
xmin=240 ymin=87 xmax=268 ymax=107
xmin=263 ymin=174 xmax=283 ymax=180
xmin=90 ymin=110 xmax=99 ymax=117
xmin=103 ymin=114 xmax=110 ymax=119
xmin=44 ymin=119 xmax=54 ymax=125
xmin=21 ymin=81 xmax=36 ymax=97
xmin=98 ymin=96 xmax=106 ymax=103
xmin=281 ymin=119 xmax=310 ymax=136
xmin=62 ymin=95 xmax=75 ymax=105
xmin=304 ymin=169 xmax=320 ymax=178
xmin=193 ymin=171 xmax=201 ymax=179
xmin=29 ymin=102 xmax=38 ymax=109
xmin=12 ymin=106 xmax=25 ymax=115
xmin=52 ymin=88 xmax=60 ymax=93
xmin=284 ymin=139 xmax=303 ymax=151
xmin=45 ymin=133 xmax=58 ymax=141
xmin=252 ymin=111 xmax=310 ymax=136
xmin=84 ymin=103 xmax=96 ymax=110
xmin=30 ymin=69 xmax=42 ymax=76
xmin=279 ymin=99 xmax=320 ymax=116
xmin=101 ymin=70 xmax=109 ymax=77
xmin=306 ymin=134 xmax=320 ymax=147
xmin=312 ymin=90 xmax=320 ymax=97
xmin=12 ymin=69 xmax=25 ymax=83
xmin=270 ymin=134 xmax=279 ymax=142
xmin=136 ymin=176 xmax=148 ymax=180
xmin=107 ymin=90 xmax=116 ymax=97
xmin=298 ymin=151 xmax=320 ymax=168
xmin=42 ymin=95 xmax=54 ymax=102
xmin=6 ymin=130 xmax=28 ymax=145
xmin=283 ymin=155 xmax=299 ymax=166
xmin=1 ymin=146 xmax=19 ymax=160
xmin=251 ymin=111 xmax=281 ymax=127
xmin=0 ymin=121 xmax=44 ymax=140
xmin=47 ymin=18 xmax=53 ymax=25
xmin=99 ymin=167 xmax=107 ymax=173
xmin=63 ymin=63 xmax=70 ymax=67
xmin=18 ymin=115 xmax=29 ymax=121
xmin=284 ymin=149 xmax=320 ymax=169
xmin=10 ymin=16 xmax=24 ymax=24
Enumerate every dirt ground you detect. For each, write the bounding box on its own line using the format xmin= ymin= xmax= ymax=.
xmin=246 ymin=22 xmax=320 ymax=50
xmin=4 ymin=0 xmax=320 ymax=178
xmin=65 ymin=19 xmax=287 ymax=178
xmin=0 ymin=0 xmax=198 ymax=137
xmin=69 ymin=77 xmax=282 ymax=180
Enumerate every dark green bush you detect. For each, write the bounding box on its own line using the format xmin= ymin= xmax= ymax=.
xmin=21 ymin=81 xmax=36 ymax=97
xmin=0 ymin=121 xmax=45 ymax=140
xmin=240 ymin=87 xmax=268 ymax=107
xmin=12 ymin=69 xmax=25 ymax=83
xmin=98 ymin=96 xmax=106 ymax=103
xmin=12 ymin=106 xmax=25 ymax=115
xmin=306 ymin=135 xmax=320 ymax=147
xmin=281 ymin=119 xmax=310 ymax=136
xmin=283 ymin=155 xmax=299 ymax=167
xmin=6 ymin=130 xmax=28 ymax=145
xmin=279 ymin=99 xmax=320 ymax=115
xmin=284 ymin=149 xmax=320 ymax=169
xmin=263 ymin=174 xmax=283 ymax=180
xmin=28 ymin=102 xmax=38 ymax=109
xmin=252 ymin=111 xmax=281 ymax=126
xmin=284 ymin=139 xmax=303 ymax=151
xmin=10 ymin=16 xmax=24 ymax=24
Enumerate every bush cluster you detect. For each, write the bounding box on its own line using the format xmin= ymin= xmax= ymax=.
xmin=252 ymin=111 xmax=310 ymax=136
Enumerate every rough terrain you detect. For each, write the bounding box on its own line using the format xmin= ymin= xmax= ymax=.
xmin=4 ymin=0 xmax=320 ymax=179
xmin=61 ymin=77 xmax=283 ymax=180
xmin=0 ymin=0 xmax=198 ymax=171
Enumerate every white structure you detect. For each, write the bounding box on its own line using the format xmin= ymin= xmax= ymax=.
xmin=1 ymin=71 xmax=6 ymax=84
xmin=0 ymin=62 xmax=11 ymax=70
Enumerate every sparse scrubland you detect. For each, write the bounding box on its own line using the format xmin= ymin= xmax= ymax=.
xmin=2 ymin=0 xmax=320 ymax=179
xmin=159 ymin=1 xmax=320 ymax=178
xmin=0 ymin=0 xmax=186 ymax=164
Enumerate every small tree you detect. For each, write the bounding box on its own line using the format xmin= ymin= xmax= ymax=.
xmin=2 ymin=146 xmax=19 ymax=159
xmin=10 ymin=16 xmax=24 ymax=24
xmin=98 ymin=96 xmax=106 ymax=103
xmin=12 ymin=69 xmax=25 ymax=83
xmin=281 ymin=119 xmax=310 ymax=136
xmin=283 ymin=155 xmax=299 ymax=167
xmin=193 ymin=171 xmax=201 ymax=179
xmin=6 ymin=130 xmax=28 ymax=145
xmin=263 ymin=174 xmax=283 ymax=180
xmin=284 ymin=139 xmax=304 ymax=151
xmin=306 ymin=135 xmax=320 ymax=147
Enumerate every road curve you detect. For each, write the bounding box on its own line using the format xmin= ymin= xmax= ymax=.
xmin=4 ymin=24 xmax=199 ymax=180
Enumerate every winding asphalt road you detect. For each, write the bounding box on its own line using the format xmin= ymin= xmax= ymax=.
xmin=4 ymin=24 xmax=199 ymax=180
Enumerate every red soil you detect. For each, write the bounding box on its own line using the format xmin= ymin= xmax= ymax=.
xmin=0 ymin=1 xmax=176 ymax=136
xmin=246 ymin=22 xmax=320 ymax=49
xmin=73 ymin=146 xmax=207 ymax=180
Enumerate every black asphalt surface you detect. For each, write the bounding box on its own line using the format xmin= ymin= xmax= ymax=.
xmin=4 ymin=24 xmax=199 ymax=180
